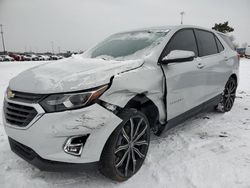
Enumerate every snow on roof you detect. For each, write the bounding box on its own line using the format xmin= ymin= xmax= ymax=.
xmin=116 ymin=25 xmax=217 ymax=35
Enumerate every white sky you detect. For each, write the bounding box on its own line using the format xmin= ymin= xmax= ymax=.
xmin=0 ymin=0 xmax=249 ymax=53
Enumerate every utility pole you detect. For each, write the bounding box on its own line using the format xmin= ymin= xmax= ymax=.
xmin=51 ymin=41 xmax=54 ymax=54
xmin=0 ymin=24 xmax=6 ymax=54
xmin=58 ymin=46 xmax=61 ymax=54
xmin=180 ymin=11 xmax=185 ymax=25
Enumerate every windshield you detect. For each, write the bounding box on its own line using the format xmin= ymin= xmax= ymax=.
xmin=83 ymin=30 xmax=169 ymax=60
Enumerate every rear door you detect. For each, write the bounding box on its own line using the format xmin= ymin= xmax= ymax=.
xmin=160 ymin=29 xmax=206 ymax=120
xmin=194 ymin=29 xmax=232 ymax=100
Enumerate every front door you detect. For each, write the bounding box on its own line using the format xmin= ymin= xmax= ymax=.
xmin=160 ymin=29 xmax=206 ymax=120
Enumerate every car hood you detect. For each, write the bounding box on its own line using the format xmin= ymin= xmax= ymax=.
xmin=9 ymin=55 xmax=144 ymax=94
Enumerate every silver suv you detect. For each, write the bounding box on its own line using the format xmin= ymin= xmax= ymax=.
xmin=3 ymin=25 xmax=239 ymax=181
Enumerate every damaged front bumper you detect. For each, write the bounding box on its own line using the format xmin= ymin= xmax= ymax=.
xmin=3 ymin=97 xmax=122 ymax=167
xmin=8 ymin=137 xmax=99 ymax=171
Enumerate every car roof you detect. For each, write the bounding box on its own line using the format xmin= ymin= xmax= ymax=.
xmin=115 ymin=25 xmax=216 ymax=34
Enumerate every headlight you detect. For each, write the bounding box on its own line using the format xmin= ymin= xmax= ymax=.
xmin=40 ymin=85 xmax=108 ymax=112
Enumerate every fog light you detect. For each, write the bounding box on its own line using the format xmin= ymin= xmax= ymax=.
xmin=63 ymin=135 xmax=89 ymax=156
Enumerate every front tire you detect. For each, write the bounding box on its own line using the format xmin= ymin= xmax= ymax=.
xmin=217 ymin=77 xmax=237 ymax=112
xmin=99 ymin=108 xmax=150 ymax=181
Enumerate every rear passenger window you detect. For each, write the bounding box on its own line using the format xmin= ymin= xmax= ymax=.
xmin=163 ymin=29 xmax=198 ymax=57
xmin=215 ymin=36 xmax=224 ymax=52
xmin=195 ymin=30 xmax=218 ymax=56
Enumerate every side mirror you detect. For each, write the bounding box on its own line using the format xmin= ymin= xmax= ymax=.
xmin=161 ymin=50 xmax=195 ymax=64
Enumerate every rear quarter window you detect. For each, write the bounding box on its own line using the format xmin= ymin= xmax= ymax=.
xmin=218 ymin=34 xmax=235 ymax=50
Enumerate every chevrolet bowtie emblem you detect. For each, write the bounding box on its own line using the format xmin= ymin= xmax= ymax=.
xmin=7 ymin=89 xmax=15 ymax=99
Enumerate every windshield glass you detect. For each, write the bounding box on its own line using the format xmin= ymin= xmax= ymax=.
xmin=83 ymin=30 xmax=169 ymax=60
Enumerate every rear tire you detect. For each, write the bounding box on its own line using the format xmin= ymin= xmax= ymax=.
xmin=99 ymin=108 xmax=150 ymax=181
xmin=216 ymin=77 xmax=237 ymax=112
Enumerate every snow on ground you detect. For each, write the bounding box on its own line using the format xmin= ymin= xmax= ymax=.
xmin=0 ymin=59 xmax=250 ymax=188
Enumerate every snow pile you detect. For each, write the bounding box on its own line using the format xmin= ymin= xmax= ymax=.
xmin=0 ymin=59 xmax=250 ymax=187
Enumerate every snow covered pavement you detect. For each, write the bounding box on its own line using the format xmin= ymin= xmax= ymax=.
xmin=0 ymin=59 xmax=250 ymax=188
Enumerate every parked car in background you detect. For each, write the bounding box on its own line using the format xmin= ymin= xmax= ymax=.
xmin=22 ymin=55 xmax=32 ymax=61
xmin=245 ymin=46 xmax=250 ymax=58
xmin=50 ymin=55 xmax=60 ymax=60
xmin=38 ymin=55 xmax=50 ymax=61
xmin=29 ymin=54 xmax=39 ymax=61
xmin=236 ymin=48 xmax=246 ymax=57
xmin=9 ymin=54 xmax=21 ymax=61
xmin=3 ymin=25 xmax=239 ymax=181
xmin=38 ymin=55 xmax=44 ymax=61
xmin=0 ymin=53 xmax=65 ymax=62
xmin=58 ymin=55 xmax=64 ymax=59
xmin=0 ymin=55 xmax=14 ymax=61
xmin=0 ymin=56 xmax=3 ymax=61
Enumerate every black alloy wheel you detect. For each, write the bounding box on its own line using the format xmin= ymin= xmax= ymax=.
xmin=100 ymin=109 xmax=150 ymax=181
xmin=218 ymin=77 xmax=237 ymax=112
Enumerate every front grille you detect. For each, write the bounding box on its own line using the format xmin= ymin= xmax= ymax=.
xmin=10 ymin=90 xmax=46 ymax=103
xmin=4 ymin=101 xmax=38 ymax=127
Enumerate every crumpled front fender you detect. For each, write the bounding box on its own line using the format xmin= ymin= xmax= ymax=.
xmin=100 ymin=64 xmax=166 ymax=123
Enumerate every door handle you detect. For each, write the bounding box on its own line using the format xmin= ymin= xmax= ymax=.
xmin=197 ymin=63 xmax=205 ymax=69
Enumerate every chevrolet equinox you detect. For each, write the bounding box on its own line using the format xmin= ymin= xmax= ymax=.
xmin=3 ymin=25 xmax=239 ymax=181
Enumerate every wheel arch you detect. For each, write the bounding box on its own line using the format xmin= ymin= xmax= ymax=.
xmin=230 ymin=73 xmax=238 ymax=85
xmin=124 ymin=94 xmax=160 ymax=129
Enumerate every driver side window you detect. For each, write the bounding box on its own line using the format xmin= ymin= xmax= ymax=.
xmin=162 ymin=29 xmax=198 ymax=58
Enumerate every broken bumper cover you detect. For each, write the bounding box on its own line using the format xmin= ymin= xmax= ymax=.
xmin=3 ymin=98 xmax=122 ymax=165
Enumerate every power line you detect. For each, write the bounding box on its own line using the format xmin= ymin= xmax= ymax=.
xmin=0 ymin=24 xmax=6 ymax=54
